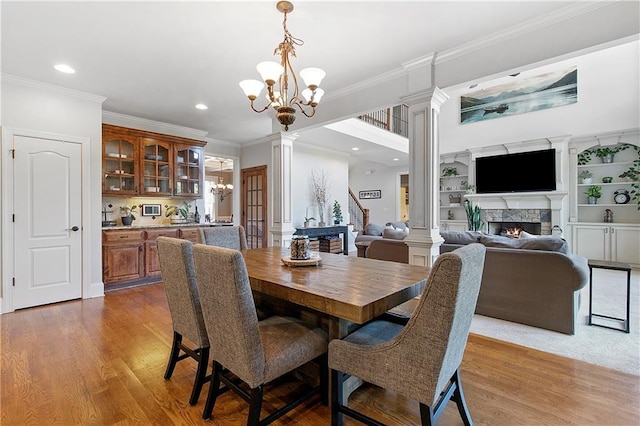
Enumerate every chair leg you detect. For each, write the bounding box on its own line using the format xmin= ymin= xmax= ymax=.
xmin=419 ymin=403 xmax=435 ymax=426
xmin=247 ymin=385 xmax=264 ymax=426
xmin=451 ymin=370 xmax=473 ymax=426
xmin=319 ymin=354 xmax=328 ymax=406
xmin=189 ymin=346 xmax=210 ymax=405
xmin=164 ymin=331 xmax=182 ymax=380
xmin=202 ymin=361 xmax=223 ymax=420
xmin=331 ymin=369 xmax=344 ymax=426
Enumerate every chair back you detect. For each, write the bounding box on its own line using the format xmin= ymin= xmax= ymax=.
xmin=399 ymin=243 xmax=486 ymax=404
xmin=201 ymin=225 xmax=248 ymax=250
xmin=157 ymin=236 xmax=209 ymax=348
xmin=192 ymin=244 xmax=264 ymax=388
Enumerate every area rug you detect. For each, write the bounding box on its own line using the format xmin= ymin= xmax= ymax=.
xmin=469 ymin=268 xmax=639 ymax=376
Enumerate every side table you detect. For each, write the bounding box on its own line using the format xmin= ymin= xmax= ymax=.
xmin=588 ymin=259 xmax=632 ymax=333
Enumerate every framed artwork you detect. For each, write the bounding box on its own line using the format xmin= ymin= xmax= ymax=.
xmin=359 ymin=190 xmax=381 ymax=199
xmin=460 ymin=65 xmax=577 ymax=124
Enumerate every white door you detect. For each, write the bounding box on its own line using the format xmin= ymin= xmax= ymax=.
xmin=13 ymin=135 xmax=82 ymax=309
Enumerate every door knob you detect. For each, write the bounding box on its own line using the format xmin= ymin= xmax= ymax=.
xmin=67 ymin=226 xmax=80 ymax=232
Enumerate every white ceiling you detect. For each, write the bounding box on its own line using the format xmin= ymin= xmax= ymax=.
xmin=2 ymin=1 xmax=636 ymax=166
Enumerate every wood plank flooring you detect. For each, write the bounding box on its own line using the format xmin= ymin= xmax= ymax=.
xmin=2 ymin=283 xmax=639 ymax=425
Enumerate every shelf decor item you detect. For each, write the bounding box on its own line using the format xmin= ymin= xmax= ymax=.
xmin=332 ymin=200 xmax=343 ymax=225
xmin=310 ymin=169 xmax=330 ymax=227
xmin=579 ymin=170 xmax=593 ymax=184
xmin=602 ymin=176 xmax=613 ymax=183
xmin=119 ymin=205 xmax=137 ymax=226
xmin=442 ymin=167 xmax=458 ymax=177
xmin=165 ymin=201 xmax=192 ymax=224
xmin=463 ymin=199 xmax=483 ymax=231
xmin=585 ymin=185 xmax=602 ymax=204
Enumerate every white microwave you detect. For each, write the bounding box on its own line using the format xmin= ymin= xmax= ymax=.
xmin=142 ymin=204 xmax=161 ymax=216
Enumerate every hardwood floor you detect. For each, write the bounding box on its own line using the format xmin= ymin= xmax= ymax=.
xmin=2 ymin=283 xmax=638 ymax=425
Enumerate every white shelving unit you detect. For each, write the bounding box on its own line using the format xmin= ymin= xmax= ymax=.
xmin=439 ymin=157 xmax=470 ymax=230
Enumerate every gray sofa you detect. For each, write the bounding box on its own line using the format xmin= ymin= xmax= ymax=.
xmin=363 ymin=230 xmax=589 ymax=335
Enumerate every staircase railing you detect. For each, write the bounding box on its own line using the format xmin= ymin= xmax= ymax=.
xmin=357 ymin=104 xmax=409 ymax=138
xmin=348 ymin=188 xmax=369 ymax=232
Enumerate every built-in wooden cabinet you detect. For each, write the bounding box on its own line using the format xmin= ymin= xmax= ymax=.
xmin=102 ymin=230 xmax=145 ymax=283
xmin=572 ymin=224 xmax=640 ymax=267
xmin=103 ymin=226 xmax=205 ymax=285
xmin=102 ymin=124 xmax=205 ymax=198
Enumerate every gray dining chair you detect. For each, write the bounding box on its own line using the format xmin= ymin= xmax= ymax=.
xmin=200 ymin=225 xmax=248 ymax=250
xmin=192 ymin=243 xmax=329 ymax=424
xmin=156 ymin=236 xmax=211 ymax=405
xmin=329 ymin=243 xmax=486 ymax=426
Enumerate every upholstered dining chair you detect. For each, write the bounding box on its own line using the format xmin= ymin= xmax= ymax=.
xmin=200 ymin=225 xmax=248 ymax=250
xmin=192 ymin=243 xmax=329 ymax=424
xmin=156 ymin=236 xmax=211 ymax=405
xmin=329 ymin=243 xmax=486 ymax=426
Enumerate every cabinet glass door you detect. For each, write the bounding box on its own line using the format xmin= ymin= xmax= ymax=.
xmin=175 ymin=147 xmax=202 ymax=196
xmin=141 ymin=138 xmax=172 ymax=196
xmin=103 ymin=136 xmax=137 ymax=194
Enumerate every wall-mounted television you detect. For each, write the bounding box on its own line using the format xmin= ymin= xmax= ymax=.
xmin=475 ymin=149 xmax=556 ymax=194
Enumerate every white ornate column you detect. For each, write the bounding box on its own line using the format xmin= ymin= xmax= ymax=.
xmin=269 ymin=132 xmax=297 ymax=248
xmin=401 ymin=87 xmax=449 ymax=267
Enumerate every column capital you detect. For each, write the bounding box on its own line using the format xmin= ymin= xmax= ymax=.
xmin=401 ymin=86 xmax=450 ymax=108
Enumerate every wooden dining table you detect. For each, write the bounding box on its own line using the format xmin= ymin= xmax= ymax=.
xmin=241 ymin=247 xmax=429 ymax=340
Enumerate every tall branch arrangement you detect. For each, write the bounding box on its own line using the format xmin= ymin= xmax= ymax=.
xmin=310 ymin=169 xmax=330 ymax=224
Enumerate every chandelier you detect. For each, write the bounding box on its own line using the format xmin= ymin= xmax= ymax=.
xmin=211 ymin=161 xmax=233 ymax=201
xmin=239 ymin=1 xmax=325 ymax=131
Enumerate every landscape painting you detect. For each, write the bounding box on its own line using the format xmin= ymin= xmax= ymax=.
xmin=460 ymin=65 xmax=577 ymax=124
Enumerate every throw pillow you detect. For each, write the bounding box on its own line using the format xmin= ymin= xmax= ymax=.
xmin=382 ymin=227 xmax=408 ymax=240
xmin=364 ymin=223 xmax=384 ymax=236
xmin=479 ymin=234 xmax=568 ymax=253
xmin=386 ymin=221 xmax=408 ymax=231
xmin=440 ymin=230 xmax=483 ymax=245
xmin=519 ymin=230 xmax=539 ymax=239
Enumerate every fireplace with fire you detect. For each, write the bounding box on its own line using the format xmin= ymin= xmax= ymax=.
xmin=483 ymin=208 xmax=552 ymax=236
xmin=488 ymin=222 xmax=542 ymax=237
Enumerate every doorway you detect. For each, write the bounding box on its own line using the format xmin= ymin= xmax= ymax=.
xmin=242 ymin=165 xmax=268 ymax=248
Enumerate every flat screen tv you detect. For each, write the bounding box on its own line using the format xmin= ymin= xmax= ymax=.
xmin=475 ymin=149 xmax=556 ymax=193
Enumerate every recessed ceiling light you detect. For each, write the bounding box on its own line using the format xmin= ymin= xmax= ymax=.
xmin=393 ymin=158 xmax=399 ymax=161
xmin=352 ymin=147 xmax=360 ymax=151
xmin=195 ymin=104 xmax=208 ymax=110
xmin=54 ymin=64 xmax=75 ymax=74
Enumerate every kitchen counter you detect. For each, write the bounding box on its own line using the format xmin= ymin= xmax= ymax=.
xmin=102 ymin=223 xmax=232 ymax=231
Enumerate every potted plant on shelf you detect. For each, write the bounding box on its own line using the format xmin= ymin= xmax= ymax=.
xmin=332 ymin=200 xmax=343 ymax=225
xmin=584 ymin=185 xmax=602 ymax=204
xmin=579 ymin=170 xmax=593 ymax=184
xmin=442 ymin=167 xmax=458 ymax=177
xmin=165 ymin=201 xmax=191 ymax=224
xmin=120 ymin=205 xmax=137 ymax=226
xmin=595 ymin=146 xmax=623 ymax=163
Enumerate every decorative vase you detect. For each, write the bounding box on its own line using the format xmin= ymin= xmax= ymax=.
xmin=602 ymin=177 xmax=613 ymax=183
xmin=600 ymin=154 xmax=614 ymax=163
xmin=582 ymin=177 xmax=592 ymax=184
xmin=303 ymin=221 xmax=309 ymax=228
xmin=121 ymin=216 xmax=133 ymax=226
xmin=587 ymin=196 xmax=598 ymax=204
xmin=334 ymin=220 xmax=340 ymax=225
xmin=318 ymin=221 xmax=325 ymax=227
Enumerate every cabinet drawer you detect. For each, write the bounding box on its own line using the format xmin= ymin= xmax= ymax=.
xmin=145 ymin=228 xmax=180 ymax=241
xmin=103 ymin=230 xmax=145 ymax=243
xmin=179 ymin=227 xmax=203 ymax=243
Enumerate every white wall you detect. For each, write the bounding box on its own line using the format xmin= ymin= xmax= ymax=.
xmin=440 ymin=39 xmax=640 ymax=154
xmin=1 ymin=77 xmax=104 ymax=303
xmin=292 ymin=143 xmax=349 ymax=229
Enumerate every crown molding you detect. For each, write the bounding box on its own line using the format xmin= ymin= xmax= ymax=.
xmin=102 ymin=111 xmax=209 ymax=140
xmin=324 ymin=67 xmax=407 ymax=101
xmin=2 ymin=73 xmax=106 ymax=103
xmin=435 ymin=2 xmax=615 ymax=64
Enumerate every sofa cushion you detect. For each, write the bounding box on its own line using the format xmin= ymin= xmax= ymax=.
xmin=440 ymin=230 xmax=483 ymax=245
xmin=363 ymin=223 xmax=384 ymax=236
xmin=479 ymin=234 xmax=569 ymax=253
xmin=386 ymin=221 xmax=408 ymax=231
xmin=382 ymin=227 xmax=408 ymax=240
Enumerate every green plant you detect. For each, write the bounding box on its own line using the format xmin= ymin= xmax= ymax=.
xmin=579 ymin=170 xmax=593 ymax=179
xmin=463 ymin=200 xmax=483 ymax=231
xmin=165 ymin=201 xmax=191 ymax=220
xmin=578 ymin=143 xmax=631 ymax=165
xmin=442 ymin=167 xmax=458 ymax=177
xmin=584 ymin=185 xmax=602 ymax=199
xmin=119 ymin=205 xmax=137 ymax=219
xmin=595 ymin=146 xmax=622 ymax=158
xmin=332 ymin=200 xmax=343 ymax=223
xmin=618 ymin=143 xmax=640 ymax=209
xmin=304 ymin=216 xmax=316 ymax=223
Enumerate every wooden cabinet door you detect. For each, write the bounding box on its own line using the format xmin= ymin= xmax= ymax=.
xmin=611 ymin=225 xmax=640 ymax=266
xmin=179 ymin=227 xmax=203 ymax=243
xmin=103 ymin=127 xmax=139 ymax=195
xmin=140 ymin=138 xmax=173 ymax=196
xmin=144 ymin=228 xmax=179 ymax=277
xmin=102 ymin=230 xmax=145 ymax=284
xmin=174 ymin=145 xmax=203 ymax=197
xmin=572 ymin=225 xmax=609 ymax=261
